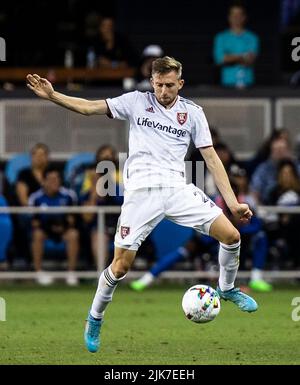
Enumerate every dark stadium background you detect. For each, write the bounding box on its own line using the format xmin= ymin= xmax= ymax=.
xmin=0 ymin=0 xmax=300 ymax=366
xmin=0 ymin=0 xmax=297 ymax=84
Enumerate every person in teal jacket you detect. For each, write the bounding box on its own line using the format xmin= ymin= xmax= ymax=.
xmin=213 ymin=4 xmax=259 ymax=88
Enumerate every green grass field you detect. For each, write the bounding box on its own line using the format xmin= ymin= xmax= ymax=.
xmin=0 ymin=283 xmax=300 ymax=365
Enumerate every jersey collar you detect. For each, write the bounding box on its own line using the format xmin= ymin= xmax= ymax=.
xmin=154 ymin=95 xmax=179 ymax=111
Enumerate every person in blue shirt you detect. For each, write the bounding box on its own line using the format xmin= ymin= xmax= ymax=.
xmin=80 ymin=160 xmax=123 ymax=266
xmin=28 ymin=167 xmax=79 ymax=285
xmin=250 ymin=137 xmax=299 ymax=204
xmin=213 ymin=4 xmax=259 ymax=88
xmin=0 ymin=195 xmax=13 ymax=270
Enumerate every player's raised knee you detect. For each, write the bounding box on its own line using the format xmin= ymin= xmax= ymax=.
xmin=112 ymin=260 xmax=131 ymax=278
xmin=222 ymin=229 xmax=240 ymax=245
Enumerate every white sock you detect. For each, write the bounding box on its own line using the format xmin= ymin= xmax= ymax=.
xmin=137 ymin=272 xmax=154 ymax=286
xmin=218 ymin=241 xmax=241 ymax=292
xmin=251 ymin=268 xmax=263 ymax=281
xmin=90 ymin=265 xmax=126 ymax=319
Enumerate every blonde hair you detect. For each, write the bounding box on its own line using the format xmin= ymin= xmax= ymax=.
xmin=151 ymin=56 xmax=182 ymax=79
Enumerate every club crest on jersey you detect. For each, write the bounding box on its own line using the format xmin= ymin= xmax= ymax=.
xmin=177 ymin=112 xmax=188 ymax=125
xmin=146 ymin=106 xmax=155 ymax=113
xmin=121 ymin=226 xmax=130 ymax=239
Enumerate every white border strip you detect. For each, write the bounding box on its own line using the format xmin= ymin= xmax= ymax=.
xmin=0 ymin=205 xmax=299 ymax=215
xmin=0 ymin=270 xmax=299 ymax=280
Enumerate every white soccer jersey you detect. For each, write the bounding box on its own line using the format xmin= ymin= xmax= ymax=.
xmin=106 ymin=91 xmax=212 ymax=190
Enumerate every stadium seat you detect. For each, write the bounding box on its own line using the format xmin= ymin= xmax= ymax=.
xmin=5 ymin=153 xmax=31 ymax=185
xmin=64 ymin=152 xmax=95 ymax=185
xmin=150 ymin=219 xmax=194 ymax=259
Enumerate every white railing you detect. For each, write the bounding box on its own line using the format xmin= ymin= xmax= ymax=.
xmin=257 ymin=206 xmax=300 ymax=215
xmin=0 ymin=205 xmax=299 ymax=280
xmin=0 ymin=205 xmax=121 ymax=274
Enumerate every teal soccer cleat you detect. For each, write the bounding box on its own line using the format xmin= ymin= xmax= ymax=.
xmin=216 ymin=287 xmax=258 ymax=313
xmin=84 ymin=313 xmax=103 ymax=353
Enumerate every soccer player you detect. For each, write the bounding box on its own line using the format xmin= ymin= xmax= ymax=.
xmin=26 ymin=56 xmax=258 ymax=353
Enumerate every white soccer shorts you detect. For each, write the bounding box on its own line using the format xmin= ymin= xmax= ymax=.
xmin=114 ymin=183 xmax=222 ymax=251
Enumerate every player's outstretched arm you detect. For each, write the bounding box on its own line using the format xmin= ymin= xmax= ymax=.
xmin=200 ymin=146 xmax=252 ymax=223
xmin=26 ymin=74 xmax=108 ymax=116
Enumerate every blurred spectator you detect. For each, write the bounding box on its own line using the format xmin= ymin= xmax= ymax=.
xmin=281 ymin=0 xmax=300 ymax=28
xmin=245 ymin=128 xmax=291 ymax=176
xmin=0 ymin=195 xmax=13 ymax=270
xmin=216 ymin=165 xmax=271 ymax=292
xmin=80 ymin=146 xmax=123 ymax=265
xmin=209 ymin=127 xmax=222 ymax=147
xmin=213 ymin=4 xmax=259 ymax=88
xmin=29 ymin=167 xmax=79 ymax=286
xmin=188 ymin=126 xmax=221 ymax=162
xmin=268 ymin=159 xmax=300 ymax=204
xmin=290 ymin=70 xmax=300 ymax=87
xmin=205 ymin=142 xmax=240 ymax=198
xmin=250 ymin=137 xmax=298 ymax=204
xmin=13 ymin=143 xmax=50 ymax=265
xmin=16 ymin=143 xmax=50 ymax=206
xmin=84 ymin=11 xmax=102 ymax=45
xmin=69 ymin=144 xmax=121 ymax=198
xmin=82 ymin=144 xmax=121 ymax=196
xmin=187 ymin=127 xmax=224 ymax=194
xmin=93 ymin=17 xmax=137 ymax=69
xmin=266 ymin=159 xmax=300 ymax=269
xmin=295 ymin=133 xmax=300 ymax=161
xmin=136 ymin=45 xmax=164 ymax=91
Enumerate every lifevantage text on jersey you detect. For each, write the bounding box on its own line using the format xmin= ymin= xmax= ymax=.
xmin=137 ymin=117 xmax=187 ymax=138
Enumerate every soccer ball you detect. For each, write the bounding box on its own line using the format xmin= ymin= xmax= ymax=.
xmin=182 ymin=284 xmax=221 ymax=323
